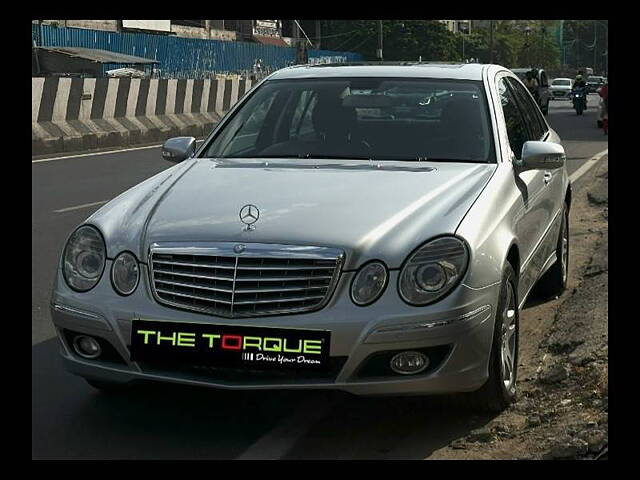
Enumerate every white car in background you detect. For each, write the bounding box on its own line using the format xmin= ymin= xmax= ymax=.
xmin=550 ymin=78 xmax=573 ymax=100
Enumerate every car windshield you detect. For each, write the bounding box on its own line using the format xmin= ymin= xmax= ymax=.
xmin=552 ymin=79 xmax=571 ymax=86
xmin=587 ymin=76 xmax=603 ymax=83
xmin=200 ymin=78 xmax=495 ymax=163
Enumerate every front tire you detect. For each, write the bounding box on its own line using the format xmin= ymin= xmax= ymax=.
xmin=468 ymin=263 xmax=519 ymax=412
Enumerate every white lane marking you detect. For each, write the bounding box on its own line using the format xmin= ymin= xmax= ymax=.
xmin=569 ymin=148 xmax=608 ymax=184
xmin=32 ymin=144 xmax=164 ymax=163
xmin=236 ymin=394 xmax=340 ymax=460
xmin=53 ymin=200 xmax=109 ymax=213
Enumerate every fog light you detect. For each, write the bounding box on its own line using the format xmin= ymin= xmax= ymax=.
xmin=73 ymin=335 xmax=102 ymax=359
xmin=390 ymin=351 xmax=429 ymax=375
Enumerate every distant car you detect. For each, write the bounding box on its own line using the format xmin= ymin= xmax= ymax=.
xmin=549 ymin=78 xmax=573 ymax=100
xmin=511 ymin=68 xmax=551 ymax=115
xmin=586 ymin=76 xmax=605 ymax=94
xmin=51 ymin=63 xmax=570 ymax=412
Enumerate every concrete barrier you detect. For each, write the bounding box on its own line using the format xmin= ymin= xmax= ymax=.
xmin=32 ymin=76 xmax=254 ymax=156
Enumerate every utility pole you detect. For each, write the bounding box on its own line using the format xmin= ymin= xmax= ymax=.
xmin=593 ymin=22 xmax=597 ymax=73
xmin=294 ymin=20 xmax=302 ymax=64
xmin=377 ymin=20 xmax=383 ymax=61
xmin=489 ymin=20 xmax=494 ymax=63
xmin=462 ymin=32 xmax=465 ymax=61
xmin=540 ymin=23 xmax=545 ymax=67
xmin=315 ymin=20 xmax=321 ymax=49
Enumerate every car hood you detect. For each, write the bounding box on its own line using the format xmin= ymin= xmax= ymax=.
xmin=90 ymin=158 xmax=495 ymax=269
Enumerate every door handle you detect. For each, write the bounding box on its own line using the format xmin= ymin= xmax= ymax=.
xmin=543 ymin=171 xmax=552 ymax=185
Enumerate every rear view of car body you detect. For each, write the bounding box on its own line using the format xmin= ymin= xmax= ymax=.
xmin=550 ymin=78 xmax=573 ymax=100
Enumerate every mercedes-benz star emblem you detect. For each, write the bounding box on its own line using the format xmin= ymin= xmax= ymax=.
xmin=239 ymin=204 xmax=260 ymax=231
xmin=234 ymin=244 xmax=246 ymax=254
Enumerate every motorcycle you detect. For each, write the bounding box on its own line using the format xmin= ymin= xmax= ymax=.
xmin=572 ymin=88 xmax=588 ymax=115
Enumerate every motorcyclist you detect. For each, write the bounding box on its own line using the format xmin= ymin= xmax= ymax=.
xmin=599 ymin=77 xmax=608 ymax=112
xmin=572 ymin=72 xmax=588 ymax=110
xmin=573 ymin=71 xmax=587 ymax=90
xmin=524 ymin=69 xmax=539 ymax=98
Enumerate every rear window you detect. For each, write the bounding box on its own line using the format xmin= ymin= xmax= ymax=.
xmin=552 ymin=79 xmax=571 ymax=86
xmin=201 ymin=78 xmax=496 ymax=163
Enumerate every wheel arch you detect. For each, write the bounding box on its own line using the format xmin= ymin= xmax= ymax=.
xmin=506 ymin=242 xmax=521 ymax=280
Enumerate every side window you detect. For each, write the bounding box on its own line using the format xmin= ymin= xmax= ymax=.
xmin=540 ymin=71 xmax=548 ymax=87
xmin=507 ymin=78 xmax=545 ymax=141
xmin=497 ymin=77 xmax=529 ymax=159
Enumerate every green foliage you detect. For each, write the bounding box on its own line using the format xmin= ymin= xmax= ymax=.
xmin=320 ymin=20 xmax=570 ymax=70
xmin=562 ymin=20 xmax=607 ymax=74
xmin=321 ymin=20 xmax=459 ymax=62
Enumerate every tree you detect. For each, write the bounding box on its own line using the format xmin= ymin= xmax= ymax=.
xmin=319 ymin=19 xmax=565 ymax=70
xmin=563 ymin=20 xmax=607 ymax=73
xmin=320 ymin=20 xmax=459 ymax=62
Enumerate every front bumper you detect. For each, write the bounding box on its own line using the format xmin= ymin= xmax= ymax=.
xmin=51 ymin=263 xmax=500 ymax=396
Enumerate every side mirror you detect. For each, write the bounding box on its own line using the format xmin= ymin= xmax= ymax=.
xmin=162 ymin=136 xmax=196 ymax=163
xmin=516 ymin=141 xmax=565 ymax=172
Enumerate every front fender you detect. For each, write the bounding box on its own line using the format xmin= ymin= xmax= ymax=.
xmin=455 ymin=165 xmax=519 ymax=290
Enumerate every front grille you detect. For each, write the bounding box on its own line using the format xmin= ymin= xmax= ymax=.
xmin=149 ymin=243 xmax=344 ymax=318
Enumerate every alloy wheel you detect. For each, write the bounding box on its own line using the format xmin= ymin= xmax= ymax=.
xmin=561 ymin=213 xmax=569 ymax=285
xmin=500 ymin=281 xmax=517 ymax=391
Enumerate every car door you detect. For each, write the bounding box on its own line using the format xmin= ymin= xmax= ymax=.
xmin=495 ymin=74 xmax=548 ymax=303
xmin=508 ymin=77 xmax=565 ymax=279
xmin=538 ymin=70 xmax=550 ymax=106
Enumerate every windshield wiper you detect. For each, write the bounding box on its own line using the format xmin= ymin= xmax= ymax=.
xmin=219 ymin=154 xmax=489 ymax=163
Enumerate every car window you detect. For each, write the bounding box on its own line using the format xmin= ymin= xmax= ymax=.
xmin=506 ymin=77 xmax=546 ymax=141
xmin=552 ymin=79 xmax=571 ymax=86
xmin=540 ymin=71 xmax=548 ymax=87
xmin=497 ymin=77 xmax=529 ymax=160
xmin=201 ymin=78 xmax=496 ymax=163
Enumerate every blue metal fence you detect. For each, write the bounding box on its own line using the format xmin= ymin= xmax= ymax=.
xmin=32 ymin=24 xmax=362 ymax=78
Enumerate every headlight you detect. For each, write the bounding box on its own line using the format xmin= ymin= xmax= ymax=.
xmin=398 ymin=237 xmax=468 ymax=306
xmin=351 ymin=261 xmax=388 ymax=306
xmin=111 ymin=251 xmax=139 ymax=296
xmin=63 ymin=225 xmax=106 ymax=292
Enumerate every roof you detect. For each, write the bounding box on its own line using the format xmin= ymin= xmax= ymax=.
xmin=35 ymin=47 xmax=159 ymax=64
xmin=269 ymin=63 xmax=491 ymax=81
xmin=253 ymin=35 xmax=290 ymax=47
xmin=510 ymin=68 xmax=544 ymax=73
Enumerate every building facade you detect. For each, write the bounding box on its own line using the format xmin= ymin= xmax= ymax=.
xmin=36 ymin=20 xmax=320 ymax=47
xmin=439 ymin=20 xmax=471 ymax=34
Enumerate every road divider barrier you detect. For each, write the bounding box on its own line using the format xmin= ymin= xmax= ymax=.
xmin=32 ymin=76 xmax=253 ymax=156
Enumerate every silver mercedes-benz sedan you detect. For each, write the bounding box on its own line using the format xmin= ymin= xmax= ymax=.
xmin=51 ymin=63 xmax=570 ymax=411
